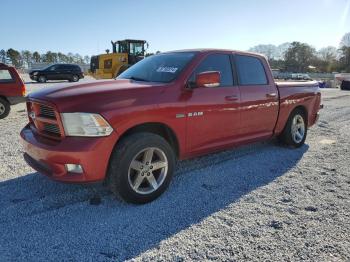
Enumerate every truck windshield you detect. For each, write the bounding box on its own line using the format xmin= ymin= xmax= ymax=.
xmin=118 ymin=52 xmax=197 ymax=83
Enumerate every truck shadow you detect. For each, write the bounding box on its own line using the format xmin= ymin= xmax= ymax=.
xmin=0 ymin=141 xmax=308 ymax=261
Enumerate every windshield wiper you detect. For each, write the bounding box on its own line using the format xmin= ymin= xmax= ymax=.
xmin=124 ymin=76 xmax=149 ymax=82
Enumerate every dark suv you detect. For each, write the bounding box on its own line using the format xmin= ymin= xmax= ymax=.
xmin=29 ymin=64 xmax=84 ymax=83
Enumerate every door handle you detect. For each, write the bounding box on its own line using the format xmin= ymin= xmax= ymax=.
xmin=266 ymin=93 xmax=277 ymax=98
xmin=225 ymin=95 xmax=239 ymax=101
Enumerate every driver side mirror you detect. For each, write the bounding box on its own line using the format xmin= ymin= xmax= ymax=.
xmin=195 ymin=71 xmax=221 ymax=88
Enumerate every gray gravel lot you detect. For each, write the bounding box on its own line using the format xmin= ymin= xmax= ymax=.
xmin=0 ymin=78 xmax=349 ymax=261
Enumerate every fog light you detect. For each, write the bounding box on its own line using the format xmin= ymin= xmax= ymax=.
xmin=65 ymin=164 xmax=83 ymax=174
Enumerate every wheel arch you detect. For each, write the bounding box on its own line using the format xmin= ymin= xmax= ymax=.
xmin=291 ymin=105 xmax=308 ymax=125
xmin=116 ymin=122 xmax=180 ymax=158
xmin=275 ymin=104 xmax=309 ymax=135
xmin=0 ymin=95 xmax=9 ymax=103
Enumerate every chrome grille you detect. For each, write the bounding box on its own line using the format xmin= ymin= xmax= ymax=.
xmin=39 ymin=104 xmax=56 ymax=119
xmin=43 ymin=123 xmax=61 ymax=136
xmin=27 ymin=101 xmax=62 ymax=140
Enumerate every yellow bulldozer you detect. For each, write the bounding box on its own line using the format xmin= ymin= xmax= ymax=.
xmin=90 ymin=39 xmax=148 ymax=79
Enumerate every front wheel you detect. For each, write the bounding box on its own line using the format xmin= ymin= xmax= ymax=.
xmin=107 ymin=133 xmax=175 ymax=204
xmin=38 ymin=75 xmax=46 ymax=83
xmin=278 ymin=109 xmax=307 ymax=148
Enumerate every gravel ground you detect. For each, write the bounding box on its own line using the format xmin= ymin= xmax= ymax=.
xmin=0 ymin=79 xmax=349 ymax=261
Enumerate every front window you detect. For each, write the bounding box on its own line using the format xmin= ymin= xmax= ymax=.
xmin=118 ymin=52 xmax=197 ymax=83
xmin=130 ymin=42 xmax=144 ymax=56
xmin=188 ymin=54 xmax=234 ymax=87
xmin=118 ymin=42 xmax=128 ymax=53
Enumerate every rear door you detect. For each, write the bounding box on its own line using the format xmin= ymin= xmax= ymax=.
xmin=186 ymin=53 xmax=241 ymax=153
xmin=234 ymin=54 xmax=279 ymax=139
xmin=0 ymin=68 xmax=16 ymax=96
xmin=62 ymin=65 xmax=73 ymax=79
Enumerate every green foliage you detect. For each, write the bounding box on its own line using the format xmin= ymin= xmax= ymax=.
xmin=284 ymin=42 xmax=316 ymax=72
xmin=6 ymin=48 xmax=22 ymax=68
xmin=32 ymin=51 xmax=41 ymax=63
xmin=0 ymin=48 xmax=90 ymax=68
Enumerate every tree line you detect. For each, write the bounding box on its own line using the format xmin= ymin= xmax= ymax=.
xmin=0 ymin=49 xmax=90 ymax=68
xmin=249 ymin=32 xmax=350 ymax=73
xmin=1 ymin=32 xmax=350 ymax=73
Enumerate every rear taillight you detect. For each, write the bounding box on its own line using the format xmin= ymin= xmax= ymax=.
xmin=21 ymin=83 xmax=26 ymax=96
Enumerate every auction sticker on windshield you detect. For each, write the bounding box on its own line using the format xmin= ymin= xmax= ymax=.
xmin=156 ymin=66 xmax=178 ymax=73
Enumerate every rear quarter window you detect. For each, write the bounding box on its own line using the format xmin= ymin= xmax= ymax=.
xmin=235 ymin=55 xmax=268 ymax=85
xmin=0 ymin=69 xmax=14 ymax=83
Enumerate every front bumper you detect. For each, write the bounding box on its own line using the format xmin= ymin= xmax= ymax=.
xmin=8 ymin=96 xmax=26 ymax=105
xmin=20 ymin=124 xmax=118 ymax=183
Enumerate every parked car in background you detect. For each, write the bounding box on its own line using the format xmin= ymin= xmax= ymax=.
xmin=21 ymin=49 xmax=322 ymax=204
xmin=335 ymin=73 xmax=350 ymax=90
xmin=0 ymin=63 xmax=26 ymax=119
xmin=291 ymin=73 xmax=312 ymax=80
xmin=29 ymin=64 xmax=84 ymax=83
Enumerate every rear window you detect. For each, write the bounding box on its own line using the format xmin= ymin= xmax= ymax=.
xmin=71 ymin=65 xmax=81 ymax=71
xmin=235 ymin=55 xmax=268 ymax=85
xmin=0 ymin=69 xmax=14 ymax=83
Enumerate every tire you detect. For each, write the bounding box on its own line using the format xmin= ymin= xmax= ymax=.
xmin=0 ymin=98 xmax=10 ymax=119
xmin=70 ymin=74 xmax=79 ymax=82
xmin=278 ymin=108 xmax=307 ymax=148
xmin=38 ymin=75 xmax=46 ymax=83
xmin=107 ymin=132 xmax=176 ymax=204
xmin=340 ymin=81 xmax=350 ymax=90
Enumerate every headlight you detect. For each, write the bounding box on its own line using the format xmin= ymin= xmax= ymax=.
xmin=33 ymin=72 xmax=38 ymax=76
xmin=61 ymin=113 xmax=113 ymax=137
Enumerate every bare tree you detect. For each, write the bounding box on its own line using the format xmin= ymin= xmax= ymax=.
xmin=0 ymin=49 xmax=6 ymax=63
xmin=21 ymin=50 xmax=32 ymax=68
xmin=340 ymin=32 xmax=350 ymax=47
xmin=317 ymin=46 xmax=338 ymax=61
xmin=83 ymin=55 xmax=90 ymax=64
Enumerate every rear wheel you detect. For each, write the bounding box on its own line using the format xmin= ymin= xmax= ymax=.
xmin=0 ymin=98 xmax=10 ymax=119
xmin=107 ymin=133 xmax=175 ymax=204
xmin=38 ymin=75 xmax=46 ymax=83
xmin=278 ymin=109 xmax=307 ymax=148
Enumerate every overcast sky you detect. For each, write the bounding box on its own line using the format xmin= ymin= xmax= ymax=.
xmin=1 ymin=0 xmax=349 ymax=56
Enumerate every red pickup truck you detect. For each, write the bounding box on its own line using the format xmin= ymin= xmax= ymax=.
xmin=0 ymin=63 xmax=26 ymax=119
xmin=21 ymin=49 xmax=321 ymax=203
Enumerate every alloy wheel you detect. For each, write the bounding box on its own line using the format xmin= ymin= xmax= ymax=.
xmin=128 ymin=147 xmax=168 ymax=195
xmin=291 ymin=114 xmax=305 ymax=143
xmin=0 ymin=103 xmax=5 ymax=115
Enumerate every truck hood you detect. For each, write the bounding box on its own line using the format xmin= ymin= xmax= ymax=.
xmin=28 ymin=79 xmax=167 ymax=113
xmin=29 ymin=69 xmax=44 ymax=74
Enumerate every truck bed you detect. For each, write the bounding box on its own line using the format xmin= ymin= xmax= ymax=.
xmin=273 ymin=80 xmax=321 ymax=134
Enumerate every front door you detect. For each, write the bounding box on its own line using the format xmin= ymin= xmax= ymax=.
xmin=46 ymin=65 xmax=60 ymax=80
xmin=186 ymin=53 xmax=241 ymax=153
